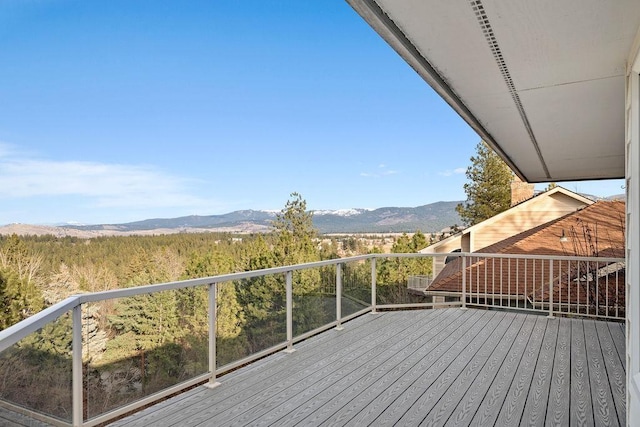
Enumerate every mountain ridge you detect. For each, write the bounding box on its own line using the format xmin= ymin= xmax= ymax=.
xmin=0 ymin=201 xmax=463 ymax=237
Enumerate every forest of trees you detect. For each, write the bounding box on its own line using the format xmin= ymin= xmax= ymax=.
xmin=0 ymin=193 xmax=432 ymax=420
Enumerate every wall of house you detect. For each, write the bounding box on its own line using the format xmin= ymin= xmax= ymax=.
xmin=431 ymin=237 xmax=463 ymax=278
xmin=626 ymin=35 xmax=640 ymax=425
xmin=471 ymin=192 xmax=589 ymax=251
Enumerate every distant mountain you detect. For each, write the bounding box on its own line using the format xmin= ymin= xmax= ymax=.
xmin=0 ymin=201 xmax=463 ymax=237
xmin=312 ymin=202 xmax=462 ymax=233
xmin=73 ymin=202 xmax=461 ymax=234
xmin=73 ymin=209 xmax=278 ymax=232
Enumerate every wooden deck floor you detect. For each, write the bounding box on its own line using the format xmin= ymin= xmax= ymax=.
xmin=111 ymin=308 xmax=626 ymax=426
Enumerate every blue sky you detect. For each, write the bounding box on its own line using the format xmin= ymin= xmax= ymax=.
xmin=0 ymin=1 xmax=625 ymax=225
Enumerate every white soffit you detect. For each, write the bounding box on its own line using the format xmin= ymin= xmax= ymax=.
xmin=347 ymin=0 xmax=640 ymax=182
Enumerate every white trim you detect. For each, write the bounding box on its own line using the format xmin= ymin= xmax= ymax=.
xmin=626 ymin=31 xmax=640 ymax=425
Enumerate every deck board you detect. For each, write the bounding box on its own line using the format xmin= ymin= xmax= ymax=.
xmin=384 ymin=311 xmax=506 ymax=426
xmin=418 ymin=312 xmax=518 ymax=426
xmin=444 ymin=313 xmax=527 ymax=427
xmin=494 ymin=315 xmax=547 ymax=427
xmin=546 ymin=316 xmax=572 ymax=426
xmin=108 ymin=309 xmax=626 ymax=427
xmin=302 ymin=309 xmax=484 ymax=426
xmin=336 ymin=310 xmax=491 ymax=426
xmin=571 ymin=318 xmax=594 ymax=426
xmin=469 ymin=314 xmax=538 ymax=426
xmin=519 ymin=317 xmax=558 ymax=427
xmin=596 ymin=320 xmax=627 ymax=424
xmin=270 ymin=308 xmax=463 ymax=426
xmin=584 ymin=319 xmax=620 ymax=427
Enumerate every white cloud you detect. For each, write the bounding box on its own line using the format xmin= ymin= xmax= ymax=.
xmin=438 ymin=167 xmax=466 ymax=177
xmin=0 ymin=147 xmax=214 ymax=211
xmin=361 ymin=164 xmax=399 ymax=178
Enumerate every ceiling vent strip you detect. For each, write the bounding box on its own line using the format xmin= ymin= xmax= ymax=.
xmin=469 ymin=0 xmax=551 ymax=179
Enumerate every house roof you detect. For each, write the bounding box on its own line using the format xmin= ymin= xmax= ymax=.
xmin=427 ymin=200 xmax=625 ymax=295
xmin=346 ymin=0 xmax=640 ymax=182
xmin=420 ymin=186 xmax=594 ymax=253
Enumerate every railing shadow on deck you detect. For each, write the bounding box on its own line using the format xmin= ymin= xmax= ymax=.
xmin=0 ymin=252 xmax=625 ymax=426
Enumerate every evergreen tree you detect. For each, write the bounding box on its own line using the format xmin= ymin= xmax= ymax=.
xmin=0 ymin=268 xmax=44 ymax=330
xmin=376 ymin=231 xmax=432 ymax=304
xmin=271 ymin=192 xmax=319 ymax=266
xmin=0 ymin=234 xmax=45 ymax=289
xmin=456 ymin=141 xmax=513 ymax=226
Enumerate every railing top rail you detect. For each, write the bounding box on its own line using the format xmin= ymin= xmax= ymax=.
xmin=420 ymin=251 xmax=624 ymax=263
xmin=0 ymin=295 xmax=79 ymax=353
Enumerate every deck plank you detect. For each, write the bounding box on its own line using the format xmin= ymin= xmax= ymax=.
xmin=318 ymin=309 xmax=489 ymax=426
xmin=584 ymin=319 xmax=619 ymax=427
xmin=269 ymin=308 xmax=465 ymax=427
xmin=223 ymin=309 xmax=453 ymax=426
xmin=468 ymin=314 xmax=538 ymax=426
xmin=338 ymin=310 xmax=496 ymax=426
xmin=393 ymin=312 xmax=518 ymax=426
xmin=319 ymin=310 xmax=488 ymax=426
xmin=443 ymin=313 xmax=528 ymax=427
xmin=595 ymin=320 xmax=627 ymax=425
xmin=0 ymin=409 xmax=53 ymax=427
xmin=570 ymin=319 xmax=594 ymax=426
xmin=519 ymin=317 xmax=559 ymax=427
xmin=416 ymin=312 xmax=519 ymax=426
xmin=608 ymin=322 xmax=626 ymax=371
xmin=494 ymin=315 xmax=548 ymax=427
xmin=546 ymin=317 xmax=571 ymax=426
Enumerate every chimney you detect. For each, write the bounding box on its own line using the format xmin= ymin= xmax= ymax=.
xmin=511 ymin=176 xmax=535 ymax=206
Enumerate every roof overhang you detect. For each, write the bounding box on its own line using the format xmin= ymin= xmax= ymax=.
xmin=347 ymin=0 xmax=640 ymax=182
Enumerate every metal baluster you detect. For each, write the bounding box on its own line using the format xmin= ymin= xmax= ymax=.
xmin=206 ymin=282 xmax=221 ymax=388
xmin=73 ymin=305 xmax=83 ymax=427
xmin=284 ymin=271 xmax=295 ymax=353
xmin=461 ymin=255 xmax=467 ymax=309
xmin=548 ymin=259 xmax=554 ymax=318
xmin=335 ymin=264 xmax=343 ymax=330
xmin=371 ymin=258 xmax=377 ymax=313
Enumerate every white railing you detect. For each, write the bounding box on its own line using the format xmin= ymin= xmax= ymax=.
xmin=0 ymin=252 xmax=624 ymax=426
xmin=446 ymin=253 xmax=625 ymax=319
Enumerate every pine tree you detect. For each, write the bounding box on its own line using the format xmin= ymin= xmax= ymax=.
xmin=271 ymin=192 xmax=319 ymax=266
xmin=0 ymin=268 xmax=44 ymax=330
xmin=456 ymin=141 xmax=513 ymax=226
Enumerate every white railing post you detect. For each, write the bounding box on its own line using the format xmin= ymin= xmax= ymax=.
xmin=461 ymin=255 xmax=467 ymax=310
xmin=284 ymin=271 xmax=296 ymax=353
xmin=206 ymin=282 xmax=220 ymax=388
xmin=72 ymin=305 xmax=83 ymax=427
xmin=371 ymin=257 xmax=377 ymax=313
xmin=335 ymin=263 xmax=343 ymax=330
xmin=548 ymin=259 xmax=554 ymax=318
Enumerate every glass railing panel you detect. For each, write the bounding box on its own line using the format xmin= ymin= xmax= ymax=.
xmin=292 ymin=266 xmax=336 ymax=337
xmin=375 ymin=255 xmax=433 ymax=305
xmin=0 ymin=312 xmax=72 ymax=424
xmin=84 ymin=286 xmax=209 ymax=419
xmin=342 ymin=259 xmax=372 ymax=316
xmin=222 ymin=274 xmax=286 ymax=367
